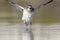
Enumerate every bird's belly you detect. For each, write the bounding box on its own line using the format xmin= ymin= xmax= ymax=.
xmin=22 ymin=10 xmax=33 ymax=22
xmin=22 ymin=12 xmax=32 ymax=19
xmin=22 ymin=14 xmax=32 ymax=22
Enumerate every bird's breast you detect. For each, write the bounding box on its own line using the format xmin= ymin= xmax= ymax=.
xmin=23 ymin=10 xmax=33 ymax=17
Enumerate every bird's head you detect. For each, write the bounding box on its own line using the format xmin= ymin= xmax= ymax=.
xmin=27 ymin=5 xmax=34 ymax=12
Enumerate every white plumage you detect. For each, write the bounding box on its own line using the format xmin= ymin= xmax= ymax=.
xmin=22 ymin=8 xmax=34 ymax=23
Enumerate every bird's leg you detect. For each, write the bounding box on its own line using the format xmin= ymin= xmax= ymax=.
xmin=29 ymin=22 xmax=32 ymax=30
xmin=25 ymin=22 xmax=29 ymax=26
xmin=22 ymin=23 xmax=33 ymax=40
xmin=23 ymin=22 xmax=28 ymax=31
xmin=23 ymin=22 xmax=34 ymax=40
xmin=24 ymin=22 xmax=32 ymax=31
xmin=26 ymin=22 xmax=32 ymax=31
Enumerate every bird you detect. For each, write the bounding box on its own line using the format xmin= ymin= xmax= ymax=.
xmin=6 ymin=0 xmax=53 ymax=40
xmin=6 ymin=0 xmax=53 ymax=28
xmin=6 ymin=0 xmax=53 ymax=29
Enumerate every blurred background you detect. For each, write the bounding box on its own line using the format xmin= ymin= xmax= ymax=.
xmin=0 ymin=0 xmax=60 ymax=40
xmin=0 ymin=0 xmax=60 ymax=25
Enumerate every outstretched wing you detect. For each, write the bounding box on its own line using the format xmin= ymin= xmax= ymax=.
xmin=34 ymin=0 xmax=53 ymax=10
xmin=6 ymin=0 xmax=24 ymax=12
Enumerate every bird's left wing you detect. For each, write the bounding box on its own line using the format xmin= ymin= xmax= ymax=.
xmin=6 ymin=0 xmax=24 ymax=12
xmin=13 ymin=3 xmax=24 ymax=12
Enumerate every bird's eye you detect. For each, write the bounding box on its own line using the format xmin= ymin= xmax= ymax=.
xmin=30 ymin=8 xmax=32 ymax=9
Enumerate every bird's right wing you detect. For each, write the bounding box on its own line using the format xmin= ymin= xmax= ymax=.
xmin=6 ymin=0 xmax=24 ymax=12
xmin=34 ymin=0 xmax=53 ymax=10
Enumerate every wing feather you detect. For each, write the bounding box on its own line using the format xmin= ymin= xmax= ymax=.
xmin=34 ymin=0 xmax=53 ymax=10
xmin=6 ymin=0 xmax=24 ymax=12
